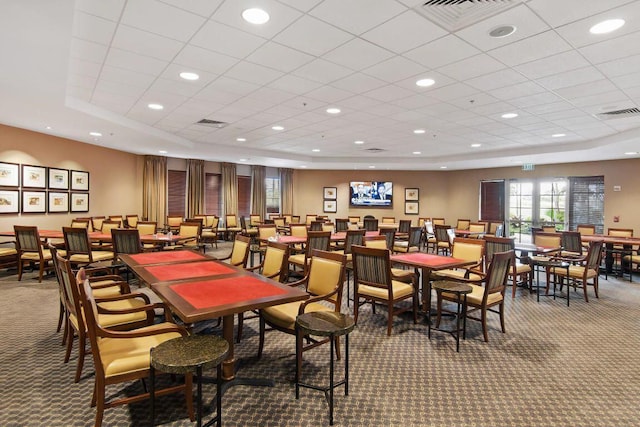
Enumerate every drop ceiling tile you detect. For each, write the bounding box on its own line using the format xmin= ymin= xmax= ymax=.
xmin=513 ymin=50 xmax=590 ymax=80
xmin=112 ymin=25 xmax=184 ymax=61
xmin=596 ymin=53 xmax=640 ymax=78
xmin=69 ymin=38 xmax=109 ymax=64
xmin=274 ymin=15 xmax=353 ymax=56
xmin=323 ymin=38 xmax=395 ymax=71
xmin=489 ymin=81 xmax=546 ymax=101
xmin=391 ymin=94 xmax=439 ymax=110
xmin=361 ymin=10 xmax=447 ymax=53
xmin=247 ymin=87 xmax=299 ymax=105
xmin=68 ymin=74 xmax=97 ymax=90
xmin=66 ymin=84 xmax=93 ymax=101
xmin=103 ymin=47 xmax=169 ymax=76
xmin=121 ymin=0 xmax=206 ymax=42
xmin=159 ymin=63 xmax=218 ymax=89
xmin=363 ymin=56 xmax=427 ymax=83
xmin=535 ymin=66 xmax=605 ymax=91
xmin=72 ymin=11 xmax=117 ymax=45
xmin=160 ymin=0 xmax=222 ymax=17
xmin=555 ymin=79 xmax=618 ymax=100
xmin=148 ymin=77 xmax=202 ymax=97
xmin=99 ymin=65 xmax=157 ymax=90
xmin=426 ymin=82 xmax=479 ymax=102
xmin=569 ymin=90 xmax=630 ymax=109
xmin=527 ymin=0 xmax=631 ymax=29
xmin=223 ymin=61 xmax=283 ymax=85
xmin=489 ymin=30 xmax=573 ymax=67
xmin=365 ymin=84 xmax=414 ymax=102
xmin=338 ymin=95 xmax=382 ymax=110
xmin=466 ymin=69 xmax=528 ymax=92
xmin=68 ymin=58 xmax=102 ymax=79
xmin=309 ymin=0 xmax=406 ymax=35
xmin=404 ymin=35 xmax=480 ymax=69
xmin=331 ymin=73 xmax=388 ymax=94
xmin=245 ymin=42 xmax=314 ymax=73
xmin=304 ymin=85 xmax=353 ymax=103
xmin=293 ymin=58 xmax=354 ymax=84
xmin=510 ymin=92 xmax=563 ymax=109
xmin=173 ymin=45 xmax=238 ymax=75
xmin=579 ymin=31 xmax=640 ymax=65
xmin=192 ymin=21 xmax=268 ymax=59
xmin=276 ymin=0 xmax=323 ymax=12
xmin=211 ymin=0 xmax=302 ymax=39
xmin=75 ymin=0 xmax=126 ymax=21
xmin=267 ymin=74 xmax=322 ymax=95
xmin=524 ymin=101 xmax=575 ymax=115
xmin=437 ymin=54 xmax=505 ymax=81
xmin=448 ymin=93 xmax=500 ymax=109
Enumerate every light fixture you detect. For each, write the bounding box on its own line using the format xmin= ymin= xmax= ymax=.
xmin=440 ymin=166 xmax=448 ymax=169
xmin=368 ymin=165 xmax=376 ymax=169
xmin=416 ymin=78 xmax=435 ymax=87
xmin=179 ymin=72 xmax=199 ymax=81
xmin=242 ymin=8 xmax=270 ymax=25
xmin=354 ymin=140 xmax=364 ymax=145
xmin=272 ymin=125 xmax=284 ymax=131
xmin=300 ymin=165 xmax=307 ymax=168
xmin=413 ymin=151 xmax=421 ymax=155
xmin=413 ymin=129 xmax=426 ymax=134
xmin=326 ymin=107 xmax=341 ymax=114
xmin=552 ymin=133 xmax=566 ymax=138
xmin=159 ymin=150 xmax=168 ymax=154
xmin=89 ymin=131 xmax=102 ymax=137
xmin=471 ymin=143 xmax=482 ymax=148
xmin=239 ymin=158 xmax=248 ymax=162
xmin=312 ymin=149 xmax=320 ymax=152
xmin=590 ymin=19 xmax=625 ymax=35
xmin=501 ymin=113 xmax=518 ymax=119
xmin=45 ymin=126 xmax=52 ymax=130
xmin=236 ymin=137 xmax=246 ymax=142
xmin=624 ymin=151 xmax=638 ymax=155
xmin=148 ymin=103 xmax=164 ymax=110
xmin=489 ymin=25 xmax=516 ymax=38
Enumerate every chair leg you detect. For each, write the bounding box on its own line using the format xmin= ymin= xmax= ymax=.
xmin=94 ymin=378 xmax=105 ymax=427
xmin=184 ymin=372 xmax=195 ymax=422
xmin=435 ymin=293 xmax=443 ymax=328
xmin=236 ymin=312 xmax=244 ymax=343
xmin=511 ymin=275 xmax=517 ymax=299
xmin=353 ymin=295 xmax=360 ymax=325
xmin=257 ymin=315 xmax=265 ymax=358
xmin=17 ymin=259 xmax=23 ymax=281
xmin=75 ymin=333 xmax=86 ymax=383
xmin=38 ymin=261 xmax=45 ymax=283
xmin=413 ymin=291 xmax=418 ymax=324
xmin=61 ymin=315 xmax=69 ymax=346
xmin=499 ymin=303 xmax=506 ymax=333
xmin=57 ymin=300 xmax=64 ymax=333
xmin=64 ymin=323 xmax=74 ymax=363
xmin=481 ymin=308 xmax=489 ymax=342
xmin=334 ymin=336 xmax=341 ymax=360
xmin=386 ymin=301 xmax=393 ymax=336
xmin=583 ymin=279 xmax=589 ymax=303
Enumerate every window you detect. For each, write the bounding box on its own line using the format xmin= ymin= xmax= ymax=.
xmin=238 ymin=176 xmax=251 ymax=217
xmin=508 ymin=181 xmax=533 ymax=242
xmin=538 ymin=179 xmax=567 ymax=230
xmin=265 ymin=177 xmax=280 ymax=214
xmin=569 ymin=176 xmax=604 ymax=234
xmin=204 ymin=173 xmax=221 ymax=216
xmin=167 ymin=170 xmax=186 ymax=216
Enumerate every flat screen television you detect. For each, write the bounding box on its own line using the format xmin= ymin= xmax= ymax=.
xmin=349 ymin=181 xmax=393 ymax=207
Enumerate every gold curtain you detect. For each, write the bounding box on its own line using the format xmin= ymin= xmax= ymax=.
xmin=279 ymin=168 xmax=294 ymax=214
xmin=221 ymin=162 xmax=238 ymax=215
xmin=142 ymin=156 xmax=167 ymax=224
xmin=186 ymin=159 xmax=204 ymax=218
xmin=250 ymin=165 xmax=266 ymax=219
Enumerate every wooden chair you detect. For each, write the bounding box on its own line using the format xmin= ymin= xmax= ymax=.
xmin=216 ymin=234 xmax=251 ymax=268
xmin=225 ymin=214 xmax=242 ymax=240
xmin=352 ymin=245 xmax=418 ymax=336
xmin=549 ymin=241 xmax=604 ymax=303
xmin=111 ymin=228 xmax=143 ymax=260
xmin=71 ymin=218 xmax=91 ymax=229
xmin=434 ymin=224 xmax=453 ymax=255
xmin=489 ymin=221 xmax=504 ymax=236
xmin=483 ymin=236 xmax=531 ymax=298
xmin=541 ymin=225 xmax=557 ymax=232
xmin=164 ymin=222 xmax=203 ymax=252
xmin=335 ymin=218 xmax=349 ymax=232
xmin=14 ymin=225 xmax=54 ymax=282
xmin=467 ymin=222 xmax=487 ymax=238
xmin=200 ymin=216 xmax=220 ymax=249
xmin=166 ymin=215 xmax=183 ymax=233
xmin=249 ymin=214 xmax=262 ymax=228
xmin=381 ymin=217 xmax=395 ymax=224
xmin=431 ymin=238 xmax=486 ymax=281
xmin=63 ymin=227 xmax=114 ymax=267
xmin=309 ymin=220 xmax=324 ymax=231
xmin=91 ymin=216 xmax=106 ymax=232
xmin=125 ymin=214 xmax=139 ymax=228
xmin=393 ymin=227 xmax=422 ymax=254
xmin=305 ymin=214 xmax=317 ymax=225
xmin=561 ymin=231 xmax=583 ymax=258
xmin=396 ymin=219 xmax=412 ymax=240
xmin=108 ymin=215 xmax=124 ymax=227
xmin=289 ymin=231 xmax=331 ymax=275
xmin=456 ymin=219 xmax=471 ymax=231
xmin=363 ymin=217 xmax=378 ymax=231
xmin=348 ymin=216 xmax=360 ymax=225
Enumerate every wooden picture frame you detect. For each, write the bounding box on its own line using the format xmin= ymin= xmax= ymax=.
xmin=22 ymin=191 xmax=46 ymax=213
xmin=48 ymin=168 xmax=69 ymax=190
xmin=405 ymin=188 xmax=419 ymax=201
xmin=70 ymin=192 xmax=89 ymax=212
xmin=70 ymin=170 xmax=89 ymax=191
xmin=405 ymin=201 xmax=419 ymax=215
xmin=0 ymin=162 xmax=20 ymax=187
xmin=48 ymin=191 xmax=69 ymax=213
xmin=323 ymin=187 xmax=337 ymax=200
xmin=21 ymin=164 xmax=46 ymax=188
xmin=323 ymin=200 xmax=337 ymax=213
xmin=0 ymin=190 xmax=20 ymax=213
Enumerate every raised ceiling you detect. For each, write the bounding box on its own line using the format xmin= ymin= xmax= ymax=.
xmin=2 ymin=0 xmax=640 ymax=170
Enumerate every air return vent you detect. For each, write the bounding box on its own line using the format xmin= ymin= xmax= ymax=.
xmin=195 ymin=119 xmax=228 ymax=128
xmin=364 ymin=148 xmax=386 ymax=153
xmin=595 ymin=107 xmax=640 ymax=120
xmin=419 ymin=0 xmax=521 ymax=32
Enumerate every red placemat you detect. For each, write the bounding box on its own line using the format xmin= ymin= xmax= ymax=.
xmin=171 ymin=276 xmax=288 ymax=309
xmin=129 ymin=251 xmax=207 ymax=265
xmin=395 ymin=253 xmax=461 ymax=267
xmin=144 ymin=262 xmax=235 ymax=282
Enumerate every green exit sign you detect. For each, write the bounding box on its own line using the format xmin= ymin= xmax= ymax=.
xmin=522 ymin=163 xmax=535 ymax=171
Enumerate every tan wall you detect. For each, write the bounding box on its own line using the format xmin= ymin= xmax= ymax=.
xmin=0 ymin=124 xmax=142 ymax=231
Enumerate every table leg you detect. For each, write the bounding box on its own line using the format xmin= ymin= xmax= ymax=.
xmin=420 ymin=267 xmax=433 ymax=314
xmin=221 ymin=315 xmax=236 ymax=380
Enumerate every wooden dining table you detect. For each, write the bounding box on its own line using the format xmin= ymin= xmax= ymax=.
xmin=581 ymin=234 xmax=640 ymax=276
xmin=0 ymin=229 xmax=186 ymax=245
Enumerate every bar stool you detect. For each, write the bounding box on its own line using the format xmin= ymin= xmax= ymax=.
xmin=150 ymin=334 xmax=229 ymax=427
xmin=431 ymin=280 xmax=473 ymax=352
xmin=295 ymin=312 xmax=356 ymax=426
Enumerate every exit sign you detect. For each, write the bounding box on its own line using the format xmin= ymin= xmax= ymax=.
xmin=522 ymin=163 xmax=535 ymax=171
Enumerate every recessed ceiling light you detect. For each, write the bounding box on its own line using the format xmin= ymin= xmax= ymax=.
xmin=45 ymin=126 xmax=52 ymax=130
xmin=300 ymin=165 xmax=307 ymax=168
xmin=242 ymin=8 xmax=269 ymax=25
xmin=239 ymin=158 xmax=248 ymax=162
xmin=159 ymin=150 xmax=168 ymax=154
xmin=354 ymin=140 xmax=364 ymax=145
xmin=368 ymin=165 xmax=376 ymax=169
xmin=440 ymin=166 xmax=448 ymax=169
xmin=489 ymin=25 xmax=517 ymax=38
xmin=326 ymin=107 xmax=341 ymax=114
xmin=552 ymin=133 xmax=566 ymax=138
xmin=89 ymin=131 xmax=102 ymax=137
xmin=413 ymin=129 xmax=426 ymax=134
xmin=272 ymin=125 xmax=284 ymax=131
xmin=416 ymin=78 xmax=435 ymax=87
xmin=236 ymin=138 xmax=246 ymax=142
xmin=312 ymin=149 xmax=320 ymax=152
xmin=179 ymin=72 xmax=199 ymax=81
xmin=590 ymin=19 xmax=625 ymax=35
xmin=501 ymin=113 xmax=518 ymax=119
xmin=471 ymin=143 xmax=482 ymax=148
xmin=148 ymin=103 xmax=164 ymax=110
xmin=413 ymin=151 xmax=421 ymax=155
xmin=624 ymin=151 xmax=638 ymax=155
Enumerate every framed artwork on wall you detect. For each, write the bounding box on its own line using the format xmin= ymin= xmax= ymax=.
xmin=48 ymin=192 xmax=69 ymax=213
xmin=22 ymin=191 xmax=46 ymax=213
xmin=0 ymin=190 xmax=19 ymax=214
xmin=22 ymin=165 xmax=46 ymax=188
xmin=70 ymin=192 xmax=89 ymax=212
xmin=0 ymin=162 xmax=20 ymax=187
xmin=323 ymin=187 xmax=337 ymax=200
xmin=48 ymin=168 xmax=69 ymax=190
xmin=405 ymin=188 xmax=419 ymax=201
xmin=323 ymin=200 xmax=337 ymax=213
xmin=70 ymin=170 xmax=89 ymax=191
xmin=405 ymin=201 xmax=419 ymax=215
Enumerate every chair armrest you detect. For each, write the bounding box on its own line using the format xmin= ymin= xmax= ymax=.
xmin=96 ymin=322 xmax=187 ymax=339
xmin=287 ymin=276 xmax=309 ymax=288
xmin=96 ymin=302 xmax=165 ymax=316
xmin=95 ymin=292 xmax=151 ymax=304
xmin=463 ymin=267 xmax=485 ymax=279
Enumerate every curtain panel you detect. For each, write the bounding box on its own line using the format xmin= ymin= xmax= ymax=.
xmin=279 ymin=168 xmax=294 ymax=215
xmin=186 ymin=159 xmax=204 ymax=218
xmin=250 ymin=165 xmax=266 ymax=219
xmin=142 ymin=156 xmax=167 ymax=225
xmin=221 ymin=162 xmax=238 ymax=215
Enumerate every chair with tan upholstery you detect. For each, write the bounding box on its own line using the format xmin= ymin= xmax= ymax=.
xmin=379 ymin=228 xmax=396 ymax=250
xmin=483 ymin=236 xmax=531 ymax=298
xmin=282 ymin=214 xmax=293 ymax=224
xmin=94 ymin=220 xmax=120 ymax=249
xmin=108 ymin=215 xmax=124 ymax=227
xmin=431 ymin=238 xmax=485 ymax=281
xmin=249 ymin=214 xmax=262 ymax=228
xmin=456 ymin=219 xmax=471 ymax=231
xmin=69 ymin=257 xmax=194 ymax=427
xmin=435 ymin=250 xmax=512 ymax=342
xmin=335 ymin=218 xmax=349 ymax=232
xmin=71 ymin=218 xmax=91 ymax=230
xmin=111 ymin=228 xmax=143 ymax=260
xmin=489 ymin=221 xmax=504 ymax=236
xmin=577 ymin=224 xmax=596 ymax=250
xmin=289 ymin=231 xmax=331 ymax=275
xmin=166 ymin=215 xmax=183 ymax=234
xmin=216 ymin=234 xmax=251 ymax=268
xmin=393 ymin=227 xmax=422 ymax=254
xmin=363 ymin=217 xmax=378 ymax=231
xmin=14 ymin=225 xmax=55 ymax=282
xmin=200 ymin=216 xmax=220 ymax=250
xmin=352 ymin=245 xmax=418 ymax=336
xmin=164 ymin=222 xmax=203 ymax=252
xmin=258 ymin=250 xmax=346 ymax=367
xmin=431 ymin=218 xmax=446 ymax=226
xmin=91 ymin=216 xmax=106 ymax=232
xmin=63 ymin=227 xmax=114 ymax=267
xmin=305 ymin=214 xmax=317 ymax=225
xmin=434 ymin=224 xmax=453 ymax=255
xmin=549 ymin=240 xmax=603 ymax=302
xmin=125 ymin=214 xmax=139 ymax=228
xmin=541 ymin=225 xmax=557 ymax=232
xmin=225 ymin=214 xmax=242 ymax=240
xmin=348 ymin=216 xmax=360 ymax=225
xmin=423 ymin=221 xmax=436 ymax=252
xmin=0 ymin=240 xmax=17 ymax=271
xmin=467 ymin=222 xmax=487 ymax=238
xmin=533 ymin=232 xmax=562 ymax=252
xmin=273 ymin=217 xmax=286 ymax=231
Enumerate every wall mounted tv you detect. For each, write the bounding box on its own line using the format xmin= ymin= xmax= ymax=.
xmin=349 ymin=181 xmax=393 ymax=207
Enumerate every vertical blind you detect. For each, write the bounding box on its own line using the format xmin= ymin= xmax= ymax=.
xmin=480 ymin=180 xmax=505 ymax=221
xmin=568 ymin=176 xmax=604 ymax=233
xmin=167 ymin=170 xmax=186 ymax=216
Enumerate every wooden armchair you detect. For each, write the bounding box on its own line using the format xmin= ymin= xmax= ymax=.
xmin=431 ymin=238 xmax=485 ymax=281
xmin=215 ymin=234 xmax=251 ymax=268
xmin=14 ymin=225 xmax=54 ymax=282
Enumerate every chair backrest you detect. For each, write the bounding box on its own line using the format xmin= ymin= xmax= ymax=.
xmin=344 ymin=229 xmax=366 ymax=254
xmin=125 ymin=214 xmax=139 ymax=228
xmin=258 ymin=224 xmax=277 ymax=240
xmin=56 ymin=254 xmax=83 ymax=333
xmin=108 ymin=216 xmax=124 ymax=227
xmin=407 ymin=227 xmax=422 ymax=247
xmin=335 ymin=218 xmax=349 ymax=232
xmin=70 ymin=218 xmax=90 ymax=229
xmin=273 ymin=217 xmax=286 ymax=228
xmin=186 ymin=217 xmax=204 ymax=226
xmin=136 ymin=221 xmax=157 ymax=236
xmin=561 ymin=231 xmax=583 ymax=255
xmin=63 ymin=227 xmax=92 ymax=257
xmin=292 ymin=215 xmax=301 ymax=224
xmin=310 ymin=220 xmax=324 ymax=231
xmin=261 ymin=241 xmax=289 ymax=282
xmin=282 ymin=214 xmax=293 ymax=224
xmin=608 ymin=228 xmax=633 ymax=237
xmin=585 ymin=240 xmax=603 ymax=270
xmin=533 ymin=232 xmax=561 ymax=249
xmin=229 ymin=235 xmax=251 ymax=267
xmin=101 ymin=220 xmax=121 ymax=235
xmin=451 ymin=238 xmax=485 ymax=267
xmin=425 ymin=221 xmax=434 ymax=234
xmin=179 ymin=222 xmax=202 ymax=240
xmin=483 ymin=235 xmax=515 ymax=270
xmin=209 ymin=216 xmax=219 ymax=228
xmin=322 ymin=223 xmax=334 ymax=233
xmin=398 ymin=219 xmax=411 ymax=233
xmin=91 ymin=216 xmax=106 ymax=232
xmin=494 ymin=223 xmax=504 ymax=237
xmin=434 ymin=224 xmax=452 ymax=245
xmin=225 ymin=214 xmax=237 ymax=228
xmin=306 ymin=250 xmax=346 ymax=306
xmin=542 ymin=225 xmax=557 ymax=232
xmin=290 ymin=224 xmax=307 ymax=238
xmin=14 ymin=225 xmax=43 ymax=255
xmin=305 ymin=214 xmax=317 ymax=225
xmin=489 ymin=221 xmax=504 ymax=236
xmin=111 ymin=228 xmax=142 ymax=258
xmin=576 ymin=224 xmax=596 ymax=235
xmin=379 ymin=228 xmax=395 ymax=250
xmin=432 ymin=217 xmax=445 ymax=226
xmin=456 ymin=219 xmax=471 ymax=230
xmin=351 ymin=245 xmax=392 ymax=295
xmin=305 ymin=231 xmax=331 ymax=257
xmin=418 ymin=217 xmax=429 ymax=227
xmin=348 ymin=216 xmax=360 ymax=224
xmin=381 ymin=217 xmax=395 ymax=224
xmin=469 ymin=223 xmax=486 ymax=234
xmin=363 ymin=218 xmax=379 ymax=231
xmin=483 ymin=250 xmax=513 ymax=298
xmin=240 ymin=216 xmax=248 ymax=231
xmin=167 ymin=215 xmax=183 ymax=230
xmin=249 ymin=214 xmax=261 ymax=227
xmin=364 ymin=235 xmax=388 ymax=250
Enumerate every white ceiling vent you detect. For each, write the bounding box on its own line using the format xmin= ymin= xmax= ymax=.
xmin=195 ymin=119 xmax=228 ymax=128
xmin=418 ymin=0 xmax=523 ymax=32
xmin=364 ymin=148 xmax=386 ymax=153
xmin=595 ymin=107 xmax=640 ymax=121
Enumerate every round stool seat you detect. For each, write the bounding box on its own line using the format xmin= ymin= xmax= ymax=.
xmin=151 ymin=335 xmax=229 ymax=374
xmin=432 ymin=280 xmax=473 ymax=295
xmin=296 ymin=312 xmax=355 ymax=338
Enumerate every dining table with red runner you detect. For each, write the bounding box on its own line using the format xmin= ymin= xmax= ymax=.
xmin=263 ymin=230 xmax=379 ymax=246
xmin=0 ymin=229 xmax=185 ymax=245
xmin=119 ymin=249 xmax=210 ymax=267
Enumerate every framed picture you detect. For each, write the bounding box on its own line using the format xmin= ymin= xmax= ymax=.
xmin=22 ymin=191 xmax=46 ymax=213
xmin=0 ymin=162 xmax=20 ymax=187
xmin=48 ymin=168 xmax=69 ymax=190
xmin=405 ymin=201 xmax=419 ymax=215
xmin=22 ymin=164 xmax=46 ymax=188
xmin=405 ymin=188 xmax=419 ymax=201
xmin=323 ymin=187 xmax=337 ymax=200
xmin=48 ymin=192 xmax=69 ymax=213
xmin=0 ymin=190 xmax=19 ymax=213
xmin=323 ymin=200 xmax=337 ymax=213
xmin=70 ymin=192 xmax=89 ymax=212
xmin=70 ymin=170 xmax=89 ymax=191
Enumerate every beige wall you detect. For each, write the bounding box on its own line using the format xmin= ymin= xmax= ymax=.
xmin=0 ymin=124 xmax=142 ymax=231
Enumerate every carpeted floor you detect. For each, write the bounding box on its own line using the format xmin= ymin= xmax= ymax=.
xmin=1 ymin=242 xmax=640 ymax=427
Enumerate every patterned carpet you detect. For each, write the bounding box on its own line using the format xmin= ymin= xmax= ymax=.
xmin=1 ymin=243 xmax=640 ymax=427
